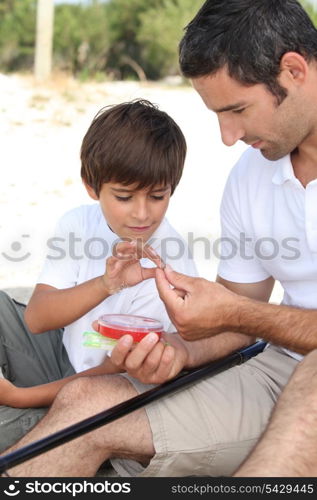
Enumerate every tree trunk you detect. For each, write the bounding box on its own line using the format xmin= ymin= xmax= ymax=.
xmin=34 ymin=0 xmax=55 ymax=82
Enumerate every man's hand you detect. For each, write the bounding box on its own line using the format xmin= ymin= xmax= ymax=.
xmin=92 ymin=318 xmax=189 ymax=384
xmin=155 ymin=266 xmax=242 ymax=341
xmin=102 ymin=241 xmax=165 ymax=294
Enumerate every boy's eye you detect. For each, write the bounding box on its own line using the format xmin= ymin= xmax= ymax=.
xmin=116 ymin=196 xmax=131 ymax=202
xmin=151 ymin=195 xmax=164 ymax=200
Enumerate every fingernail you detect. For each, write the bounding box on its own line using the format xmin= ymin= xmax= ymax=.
xmin=146 ymin=333 xmax=159 ymax=343
xmin=165 ymin=263 xmax=173 ymax=272
xmin=121 ymin=335 xmax=133 ymax=346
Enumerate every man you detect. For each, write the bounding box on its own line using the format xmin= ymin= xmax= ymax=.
xmin=2 ymin=0 xmax=317 ymax=477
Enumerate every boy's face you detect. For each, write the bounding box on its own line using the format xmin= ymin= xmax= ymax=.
xmin=85 ymin=181 xmax=171 ymax=242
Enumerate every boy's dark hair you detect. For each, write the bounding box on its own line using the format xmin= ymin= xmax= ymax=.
xmin=81 ymin=99 xmax=186 ymax=196
xmin=179 ymin=0 xmax=317 ymax=102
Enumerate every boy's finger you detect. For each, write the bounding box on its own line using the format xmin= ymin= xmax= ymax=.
xmin=92 ymin=320 xmax=99 ymax=332
xmin=140 ymin=266 xmax=157 ymax=281
xmin=143 ymin=245 xmax=166 ymax=269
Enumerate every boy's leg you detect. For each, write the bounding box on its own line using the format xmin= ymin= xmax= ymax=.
xmin=0 ymin=290 xmax=75 ymax=451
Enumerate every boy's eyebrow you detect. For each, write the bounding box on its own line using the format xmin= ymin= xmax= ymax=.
xmin=111 ymin=187 xmax=170 ymax=193
xmin=213 ymin=101 xmax=247 ymax=113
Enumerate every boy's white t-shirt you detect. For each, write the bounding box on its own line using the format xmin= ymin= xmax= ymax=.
xmin=218 ymin=147 xmax=317 ymax=361
xmin=38 ymin=204 xmax=198 ymax=372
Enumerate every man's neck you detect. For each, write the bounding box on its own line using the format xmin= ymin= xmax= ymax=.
xmin=291 ymin=139 xmax=317 ymax=187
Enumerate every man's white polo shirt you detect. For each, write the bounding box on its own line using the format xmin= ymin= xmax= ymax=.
xmin=218 ymin=147 xmax=317 ymax=361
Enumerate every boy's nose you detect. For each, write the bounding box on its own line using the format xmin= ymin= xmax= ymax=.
xmin=131 ymin=202 xmax=149 ymax=222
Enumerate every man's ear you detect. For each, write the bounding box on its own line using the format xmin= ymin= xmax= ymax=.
xmin=279 ymin=52 xmax=308 ymax=87
xmin=82 ymin=180 xmax=99 ymax=200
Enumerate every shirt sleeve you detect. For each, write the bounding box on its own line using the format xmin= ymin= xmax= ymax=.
xmin=217 ymin=165 xmax=271 ymax=284
xmin=37 ymin=209 xmax=83 ymax=289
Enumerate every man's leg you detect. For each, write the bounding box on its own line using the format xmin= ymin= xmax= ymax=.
xmin=4 ymin=374 xmax=154 ymax=477
xmin=234 ymin=349 xmax=317 ymax=477
xmin=0 ymin=290 xmax=75 ymax=451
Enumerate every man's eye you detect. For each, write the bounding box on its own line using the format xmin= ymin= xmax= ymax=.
xmin=116 ymin=196 xmax=131 ymax=202
xmin=233 ymin=108 xmax=245 ymax=114
xmin=151 ymin=195 xmax=164 ymax=200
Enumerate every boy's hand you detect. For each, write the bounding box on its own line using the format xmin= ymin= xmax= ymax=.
xmin=102 ymin=241 xmax=165 ymax=294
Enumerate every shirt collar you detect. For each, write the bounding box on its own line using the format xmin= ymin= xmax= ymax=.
xmin=272 ymin=155 xmax=296 ymax=185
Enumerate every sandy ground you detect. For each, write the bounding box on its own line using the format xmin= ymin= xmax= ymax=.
xmin=0 ymin=71 xmax=283 ymax=303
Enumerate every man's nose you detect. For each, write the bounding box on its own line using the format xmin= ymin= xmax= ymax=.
xmin=218 ymin=118 xmax=245 ymax=147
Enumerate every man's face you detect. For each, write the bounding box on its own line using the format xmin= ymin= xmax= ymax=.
xmin=192 ymin=67 xmax=310 ymax=160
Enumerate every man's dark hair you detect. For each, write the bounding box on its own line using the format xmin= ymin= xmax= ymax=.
xmin=179 ymin=0 xmax=317 ymax=102
xmin=81 ymin=99 xmax=186 ymax=196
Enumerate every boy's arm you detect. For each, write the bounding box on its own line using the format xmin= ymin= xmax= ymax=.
xmin=0 ymin=356 xmax=123 ymax=409
xmin=25 ymin=242 xmax=162 ymax=334
xmin=25 ymin=279 xmax=111 ymax=333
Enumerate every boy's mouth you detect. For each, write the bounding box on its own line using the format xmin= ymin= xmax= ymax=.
xmin=128 ymin=225 xmax=152 ymax=232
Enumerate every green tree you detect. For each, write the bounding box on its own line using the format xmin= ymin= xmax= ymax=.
xmin=53 ymin=1 xmax=110 ymax=75
xmin=0 ymin=0 xmax=36 ymax=71
xmin=138 ymin=0 xmax=204 ymax=79
xmin=105 ymin=0 xmax=163 ymax=79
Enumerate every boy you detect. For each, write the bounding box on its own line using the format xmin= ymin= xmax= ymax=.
xmin=0 ymin=99 xmax=197 ymax=451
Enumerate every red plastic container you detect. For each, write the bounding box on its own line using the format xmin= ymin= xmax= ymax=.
xmin=97 ymin=314 xmax=164 ymax=346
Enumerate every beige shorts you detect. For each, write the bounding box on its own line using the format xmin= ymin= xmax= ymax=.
xmin=111 ymin=345 xmax=298 ymax=477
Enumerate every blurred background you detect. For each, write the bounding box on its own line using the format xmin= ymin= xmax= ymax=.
xmin=0 ymin=0 xmax=316 ymax=302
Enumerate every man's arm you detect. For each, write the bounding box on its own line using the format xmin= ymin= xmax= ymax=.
xmin=156 ymin=267 xmax=317 ymax=354
xmin=109 ymin=275 xmax=274 ymax=382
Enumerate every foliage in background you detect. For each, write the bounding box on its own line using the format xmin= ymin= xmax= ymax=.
xmin=3 ymin=0 xmax=316 ymax=80
xmin=0 ymin=0 xmax=206 ymax=79
xmin=0 ymin=0 xmax=36 ymax=71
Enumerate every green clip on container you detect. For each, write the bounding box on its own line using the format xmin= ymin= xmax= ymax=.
xmin=83 ymin=313 xmax=164 ymax=353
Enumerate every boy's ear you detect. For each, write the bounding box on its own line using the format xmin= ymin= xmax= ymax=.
xmin=83 ymin=180 xmax=99 ymax=200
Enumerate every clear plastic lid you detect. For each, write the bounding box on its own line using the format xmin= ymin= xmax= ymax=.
xmin=98 ymin=314 xmax=164 ymax=333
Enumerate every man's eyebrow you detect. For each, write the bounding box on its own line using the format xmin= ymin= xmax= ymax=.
xmin=213 ymin=102 xmax=247 ymax=113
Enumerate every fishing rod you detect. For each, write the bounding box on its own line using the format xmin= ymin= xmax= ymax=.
xmin=0 ymin=340 xmax=267 ymax=474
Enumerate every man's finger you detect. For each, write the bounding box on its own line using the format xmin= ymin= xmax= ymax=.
xmin=155 ymin=268 xmax=185 ymax=306
xmin=164 ymin=265 xmax=195 ymax=291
